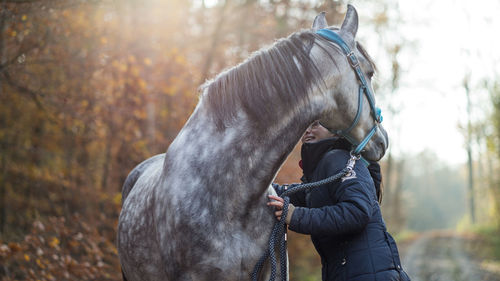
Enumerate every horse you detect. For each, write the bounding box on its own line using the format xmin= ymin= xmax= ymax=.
xmin=117 ymin=5 xmax=388 ymax=281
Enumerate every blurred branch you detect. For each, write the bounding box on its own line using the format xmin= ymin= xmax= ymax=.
xmin=19 ymin=58 xmax=58 ymax=66
xmin=2 ymin=71 xmax=45 ymax=110
xmin=1 ymin=69 xmax=61 ymax=126
xmin=0 ymin=29 xmax=50 ymax=74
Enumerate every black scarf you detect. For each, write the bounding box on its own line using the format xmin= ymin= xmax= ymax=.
xmin=300 ymin=137 xmax=382 ymax=202
xmin=300 ymin=137 xmax=351 ymax=181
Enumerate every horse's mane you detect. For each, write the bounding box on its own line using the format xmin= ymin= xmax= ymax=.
xmin=201 ymin=30 xmax=323 ymax=130
xmin=201 ymin=30 xmax=377 ymax=131
xmin=356 ymin=42 xmax=377 ymax=73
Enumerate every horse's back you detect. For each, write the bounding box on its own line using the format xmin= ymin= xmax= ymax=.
xmin=121 ymin=153 xmax=165 ymax=203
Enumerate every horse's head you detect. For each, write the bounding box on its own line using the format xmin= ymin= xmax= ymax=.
xmin=310 ymin=5 xmax=388 ymax=161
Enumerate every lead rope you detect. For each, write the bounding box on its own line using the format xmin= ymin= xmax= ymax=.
xmin=251 ymin=153 xmax=360 ymax=281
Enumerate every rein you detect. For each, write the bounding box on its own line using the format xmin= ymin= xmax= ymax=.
xmin=252 ymin=29 xmax=382 ymax=281
xmin=251 ymin=154 xmax=361 ymax=281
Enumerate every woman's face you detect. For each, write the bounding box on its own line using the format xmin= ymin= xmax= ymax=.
xmin=301 ymin=120 xmax=336 ymax=143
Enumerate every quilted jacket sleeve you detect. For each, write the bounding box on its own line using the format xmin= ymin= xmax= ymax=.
xmin=288 ymin=152 xmax=374 ymax=236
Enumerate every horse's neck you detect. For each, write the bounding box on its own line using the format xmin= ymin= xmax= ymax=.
xmin=164 ymin=99 xmax=319 ymax=208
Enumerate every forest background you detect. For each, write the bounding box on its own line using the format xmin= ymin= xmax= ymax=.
xmin=1 ymin=0 xmax=500 ymax=280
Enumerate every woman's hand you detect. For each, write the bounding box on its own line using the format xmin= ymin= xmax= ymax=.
xmin=267 ymin=195 xmax=295 ymax=224
xmin=267 ymin=195 xmax=284 ymax=220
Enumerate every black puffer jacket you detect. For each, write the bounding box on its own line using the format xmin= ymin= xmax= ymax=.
xmin=287 ymin=138 xmax=410 ymax=281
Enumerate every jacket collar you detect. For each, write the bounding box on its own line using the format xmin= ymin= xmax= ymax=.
xmin=300 ymin=137 xmax=351 ymax=181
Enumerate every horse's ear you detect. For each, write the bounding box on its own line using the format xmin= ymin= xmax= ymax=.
xmin=312 ymin=12 xmax=328 ymax=31
xmin=340 ymin=4 xmax=358 ymax=38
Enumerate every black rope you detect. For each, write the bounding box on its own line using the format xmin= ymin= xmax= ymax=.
xmin=251 ymin=166 xmax=352 ymax=281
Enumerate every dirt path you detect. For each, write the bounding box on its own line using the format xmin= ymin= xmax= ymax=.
xmin=401 ymin=231 xmax=500 ymax=281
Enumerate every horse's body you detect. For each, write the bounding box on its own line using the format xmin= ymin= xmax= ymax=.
xmin=118 ymin=6 xmax=388 ymax=281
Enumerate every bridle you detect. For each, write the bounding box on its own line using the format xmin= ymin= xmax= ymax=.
xmin=316 ymin=28 xmax=383 ymax=156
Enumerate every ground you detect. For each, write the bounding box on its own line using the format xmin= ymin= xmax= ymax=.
xmin=400 ymin=231 xmax=500 ymax=281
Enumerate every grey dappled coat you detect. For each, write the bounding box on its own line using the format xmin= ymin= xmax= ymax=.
xmin=287 ymin=145 xmax=410 ymax=281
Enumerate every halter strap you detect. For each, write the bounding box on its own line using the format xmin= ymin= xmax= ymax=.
xmin=316 ymin=28 xmax=383 ymax=155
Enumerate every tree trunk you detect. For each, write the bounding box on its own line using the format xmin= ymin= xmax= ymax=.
xmin=383 ymin=140 xmax=394 ymax=207
xmin=392 ymin=159 xmax=405 ymax=232
xmin=464 ymin=76 xmax=476 ymax=224
xmin=100 ymin=122 xmax=114 ymax=191
xmin=0 ymin=0 xmax=8 ymax=236
xmin=199 ymin=0 xmax=229 ymax=83
xmin=0 ymin=132 xmax=7 ymax=236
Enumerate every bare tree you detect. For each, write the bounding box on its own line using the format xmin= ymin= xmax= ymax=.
xmin=463 ymin=75 xmax=476 ymax=224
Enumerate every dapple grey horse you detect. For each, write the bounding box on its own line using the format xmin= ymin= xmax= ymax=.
xmin=118 ymin=5 xmax=388 ymax=281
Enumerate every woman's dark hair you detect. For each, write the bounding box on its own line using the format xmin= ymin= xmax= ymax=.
xmin=367 ymin=162 xmax=383 ymax=203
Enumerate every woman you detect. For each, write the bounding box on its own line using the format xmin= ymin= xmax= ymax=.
xmin=269 ymin=121 xmax=410 ymax=281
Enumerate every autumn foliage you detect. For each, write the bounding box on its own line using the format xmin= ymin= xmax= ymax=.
xmin=0 ymin=0 xmax=349 ymax=280
xmin=1 ymin=215 xmax=120 ymax=280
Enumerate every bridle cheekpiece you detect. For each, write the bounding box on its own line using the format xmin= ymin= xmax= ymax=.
xmin=316 ymin=28 xmax=383 ymax=156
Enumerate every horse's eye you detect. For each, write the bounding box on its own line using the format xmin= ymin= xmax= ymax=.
xmin=367 ymin=71 xmax=374 ymax=79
